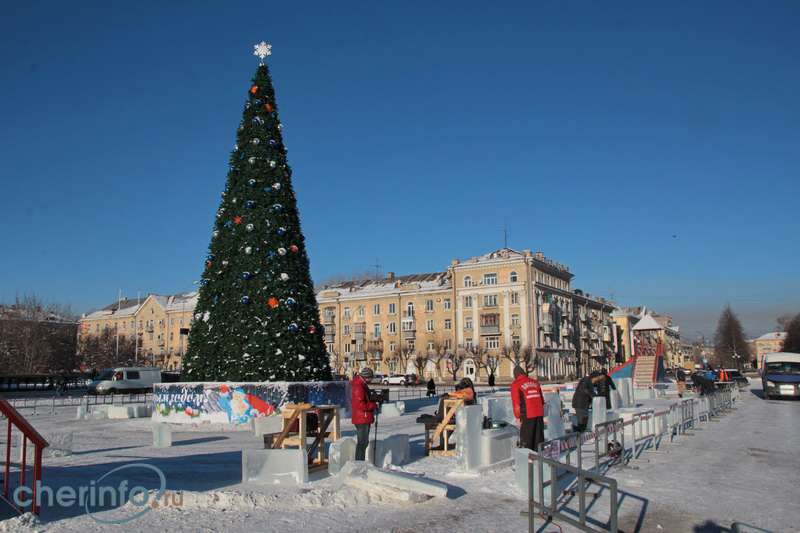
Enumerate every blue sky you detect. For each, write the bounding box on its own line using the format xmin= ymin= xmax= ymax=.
xmin=1 ymin=0 xmax=798 ymax=342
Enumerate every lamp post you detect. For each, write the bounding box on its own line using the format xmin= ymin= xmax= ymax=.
xmin=179 ymin=281 xmax=199 ymax=371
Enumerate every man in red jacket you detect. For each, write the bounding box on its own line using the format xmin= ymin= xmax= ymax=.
xmin=511 ymin=366 xmax=546 ymax=451
xmin=351 ymin=367 xmax=379 ymax=461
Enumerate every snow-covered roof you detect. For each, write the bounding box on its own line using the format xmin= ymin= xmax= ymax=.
xmin=164 ymin=291 xmax=200 ymax=313
xmin=756 ymin=332 xmax=786 ymax=341
xmin=468 ymin=248 xmax=527 ymax=264
xmin=631 ymin=314 xmax=664 ymax=331
xmin=318 ymin=272 xmax=451 ymax=300
xmin=82 ymin=297 xmax=146 ymax=320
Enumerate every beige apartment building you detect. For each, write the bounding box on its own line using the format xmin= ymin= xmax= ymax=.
xmin=80 ymin=292 xmax=198 ymax=370
xmin=317 ymin=248 xmax=618 ymax=382
xmin=754 ymin=332 xmax=787 ymax=369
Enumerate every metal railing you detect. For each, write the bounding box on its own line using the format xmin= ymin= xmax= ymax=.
xmin=6 ymin=393 xmax=153 ymax=415
xmin=527 ymin=451 xmax=619 ymax=532
xmin=0 ymin=396 xmax=49 ymax=515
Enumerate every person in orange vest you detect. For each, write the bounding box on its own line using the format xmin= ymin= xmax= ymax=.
xmin=718 ymin=367 xmax=729 ymax=383
xmin=510 ymin=366 xmax=546 ymax=451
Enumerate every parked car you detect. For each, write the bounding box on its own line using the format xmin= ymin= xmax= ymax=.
xmin=371 ymin=374 xmax=387 ymax=384
xmin=723 ymin=368 xmax=749 ymax=388
xmin=383 ymin=375 xmax=408 ymax=385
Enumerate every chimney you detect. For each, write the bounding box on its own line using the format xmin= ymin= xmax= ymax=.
xmin=523 ymin=250 xmax=532 ymax=257
xmin=452 ymin=259 xmax=459 ymax=265
xmin=387 ymin=272 xmax=395 ymax=279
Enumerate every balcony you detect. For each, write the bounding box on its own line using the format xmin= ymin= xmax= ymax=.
xmin=324 ymin=333 xmax=335 ymax=342
xmin=541 ymin=323 xmax=553 ymax=334
xmin=367 ymin=339 xmax=383 ymax=352
xmin=353 ymin=351 xmax=367 ymax=361
xmin=402 ymin=331 xmax=416 ymax=340
xmin=322 ymin=315 xmax=335 ymax=325
xmin=480 ymin=325 xmax=501 ymax=335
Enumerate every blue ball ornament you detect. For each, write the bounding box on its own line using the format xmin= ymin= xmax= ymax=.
xmin=242 ymin=272 xmax=251 ymax=280
xmin=241 ymin=296 xmax=250 ymax=305
xmin=277 ymin=227 xmax=285 ymax=235
xmin=286 ymin=298 xmax=296 ymax=306
xmin=268 ymin=140 xmax=277 ymax=147
xmin=229 ymin=166 xmax=235 ymax=171
xmin=248 ymin=179 xmax=256 ymax=187
xmin=254 ymin=100 xmax=261 ymax=106
xmin=246 ymin=200 xmax=255 ymax=208
xmin=268 ymin=252 xmax=276 ymax=259
xmin=252 ymin=117 xmax=262 ymax=125
xmin=273 ymin=204 xmax=283 ymax=212
xmin=202 ymin=279 xmax=210 ymax=286
xmin=289 ymin=323 xmax=298 ymax=332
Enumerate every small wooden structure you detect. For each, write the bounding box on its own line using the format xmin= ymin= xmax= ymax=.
xmin=271 ymin=404 xmax=341 ymax=472
xmin=424 ymin=398 xmax=464 ymax=456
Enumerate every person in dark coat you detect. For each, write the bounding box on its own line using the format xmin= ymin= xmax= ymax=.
xmin=676 ymin=366 xmax=687 ymax=398
xmin=571 ymin=375 xmax=597 ymax=432
xmin=488 ymin=372 xmax=496 ymax=388
xmin=595 ymin=368 xmax=616 ymax=409
xmin=426 ymin=378 xmax=436 ymax=397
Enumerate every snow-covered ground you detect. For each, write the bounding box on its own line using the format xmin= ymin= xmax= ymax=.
xmin=1 ymin=382 xmax=798 ymax=533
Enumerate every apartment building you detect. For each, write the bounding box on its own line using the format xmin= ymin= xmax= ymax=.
xmin=80 ymin=292 xmax=198 ymax=370
xmin=317 ymin=248 xmax=618 ymax=382
xmin=754 ymin=332 xmax=787 ymax=369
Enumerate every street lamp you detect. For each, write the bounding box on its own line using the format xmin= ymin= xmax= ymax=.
xmin=179 ymin=281 xmax=199 ymax=371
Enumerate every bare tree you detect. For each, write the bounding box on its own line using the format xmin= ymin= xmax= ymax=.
xmin=412 ymin=351 xmax=430 ymax=379
xmin=389 ymin=341 xmax=415 ymax=376
xmin=78 ymin=328 xmax=138 ymax=371
xmin=463 ymin=342 xmax=488 ymax=382
xmin=781 ymin=313 xmax=800 ymax=353
xmin=426 ymin=337 xmax=450 ymax=378
xmin=445 ymin=347 xmax=468 ymax=382
xmin=500 ymin=341 xmax=536 ymax=374
xmin=776 ymin=313 xmax=796 ymax=332
xmin=712 ymin=304 xmax=751 ymax=369
xmin=327 ymin=348 xmax=348 ymax=376
xmin=0 ymin=294 xmax=79 ymax=374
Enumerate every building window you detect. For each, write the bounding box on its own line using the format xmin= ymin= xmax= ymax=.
xmin=344 ymin=307 xmax=351 ymax=318
xmin=483 ymin=294 xmax=498 ymax=308
xmin=486 ymin=336 xmax=499 ymax=349
xmin=170 ymin=318 xmax=175 ymax=326
xmin=464 ymin=296 xmax=473 ymax=309
xmin=510 ymin=292 xmax=519 ymax=305
xmin=388 ymin=303 xmax=396 ymax=315
xmin=170 ymin=332 xmax=174 ymax=341
xmin=443 ymin=298 xmax=451 ymax=310
xmin=358 ymin=306 xmax=365 ymax=318
xmin=484 ymin=273 xmax=498 ymax=285
xmin=445 ymin=339 xmax=452 ymax=350
xmin=426 ymin=319 xmax=434 ymax=332
xmin=465 ymin=316 xmax=473 ymax=330
xmin=465 ymin=338 xmax=474 ymax=349
xmin=373 ymin=304 xmax=380 ymax=315
xmin=373 ymin=323 xmax=381 ymax=338
xmin=407 ymin=340 xmax=415 ymax=351
xmin=402 ymin=319 xmax=414 ymax=331
xmin=444 ymin=319 xmax=452 ymax=331
xmin=387 ymin=322 xmax=397 ymax=334
xmin=512 ymin=335 xmax=520 ymax=346
xmin=427 ymin=340 xmax=435 ymax=352
xmin=464 ymin=276 xmax=472 ymax=287
xmin=426 ymin=299 xmax=434 ymax=313
xmin=406 ymin=302 xmax=415 ymax=316
xmin=122 ymin=322 xmax=126 ymax=330
xmin=344 ymin=343 xmax=351 ymax=353
xmin=374 ymin=362 xmax=382 ymax=373
xmin=481 ymin=313 xmax=499 ymax=326
xmin=510 ymin=271 xmax=518 ymax=283
xmin=344 ymin=324 xmax=351 ymax=336
xmin=511 ymin=314 xmax=520 ymax=327
xmin=389 ymin=341 xmax=396 ymax=352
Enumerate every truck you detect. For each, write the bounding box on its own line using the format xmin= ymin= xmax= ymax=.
xmin=87 ymin=367 xmax=162 ymax=395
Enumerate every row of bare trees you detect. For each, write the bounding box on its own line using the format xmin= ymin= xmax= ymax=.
xmin=0 ymin=295 xmax=79 ymax=374
xmin=329 ymin=337 xmax=539 ymax=382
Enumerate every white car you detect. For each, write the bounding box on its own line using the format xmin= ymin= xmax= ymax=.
xmin=383 ymin=375 xmax=408 ymax=385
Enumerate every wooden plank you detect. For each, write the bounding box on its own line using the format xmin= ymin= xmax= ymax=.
xmin=273 ymin=409 xmax=302 ymax=449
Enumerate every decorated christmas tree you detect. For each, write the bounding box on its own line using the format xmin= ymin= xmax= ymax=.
xmin=183 ymin=43 xmax=331 ymax=382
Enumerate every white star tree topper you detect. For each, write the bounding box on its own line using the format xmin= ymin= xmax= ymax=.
xmin=254 ymin=42 xmax=272 ymax=64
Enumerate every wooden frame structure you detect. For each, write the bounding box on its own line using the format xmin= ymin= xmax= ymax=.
xmin=271 ymin=404 xmax=341 ymax=472
xmin=424 ymin=398 xmax=464 ymax=456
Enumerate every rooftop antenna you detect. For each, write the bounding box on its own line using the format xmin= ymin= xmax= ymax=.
xmin=372 ymin=258 xmax=382 ymax=280
xmin=499 ymin=223 xmax=511 ymax=248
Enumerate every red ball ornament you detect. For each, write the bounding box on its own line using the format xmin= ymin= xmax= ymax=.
xmin=265 ymin=103 xmax=273 ymax=112
xmin=310 ymin=326 xmax=316 ymax=333
xmin=290 ymin=245 xmax=299 ymax=253
xmin=250 ymin=85 xmax=258 ymax=94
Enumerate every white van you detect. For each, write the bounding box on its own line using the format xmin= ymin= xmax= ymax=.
xmin=88 ymin=367 xmax=162 ymax=395
xmin=761 ymin=352 xmax=800 ymax=400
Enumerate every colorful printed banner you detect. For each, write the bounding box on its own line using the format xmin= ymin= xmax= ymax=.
xmin=153 ymin=381 xmax=349 ymax=424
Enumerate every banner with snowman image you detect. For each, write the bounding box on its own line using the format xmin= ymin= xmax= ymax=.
xmin=153 ymin=381 xmax=349 ymax=424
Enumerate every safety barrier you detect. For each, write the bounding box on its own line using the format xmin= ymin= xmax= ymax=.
xmin=0 ymin=396 xmax=48 ymax=515
xmin=7 ymin=393 xmax=153 ymax=415
xmin=527 ymin=451 xmax=619 ymax=532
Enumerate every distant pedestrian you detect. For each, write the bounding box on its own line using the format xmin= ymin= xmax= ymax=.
xmin=676 ymin=366 xmax=687 ymax=398
xmin=511 ymin=366 xmax=545 ymax=451
xmin=595 ymin=368 xmax=616 ymax=409
xmin=571 ymin=374 xmax=597 ymax=432
xmin=426 ymin=378 xmax=436 ymax=397
xmin=488 ymin=372 xmax=495 ymax=388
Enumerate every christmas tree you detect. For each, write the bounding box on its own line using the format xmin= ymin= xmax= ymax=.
xmin=183 ymin=43 xmax=331 ymax=382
